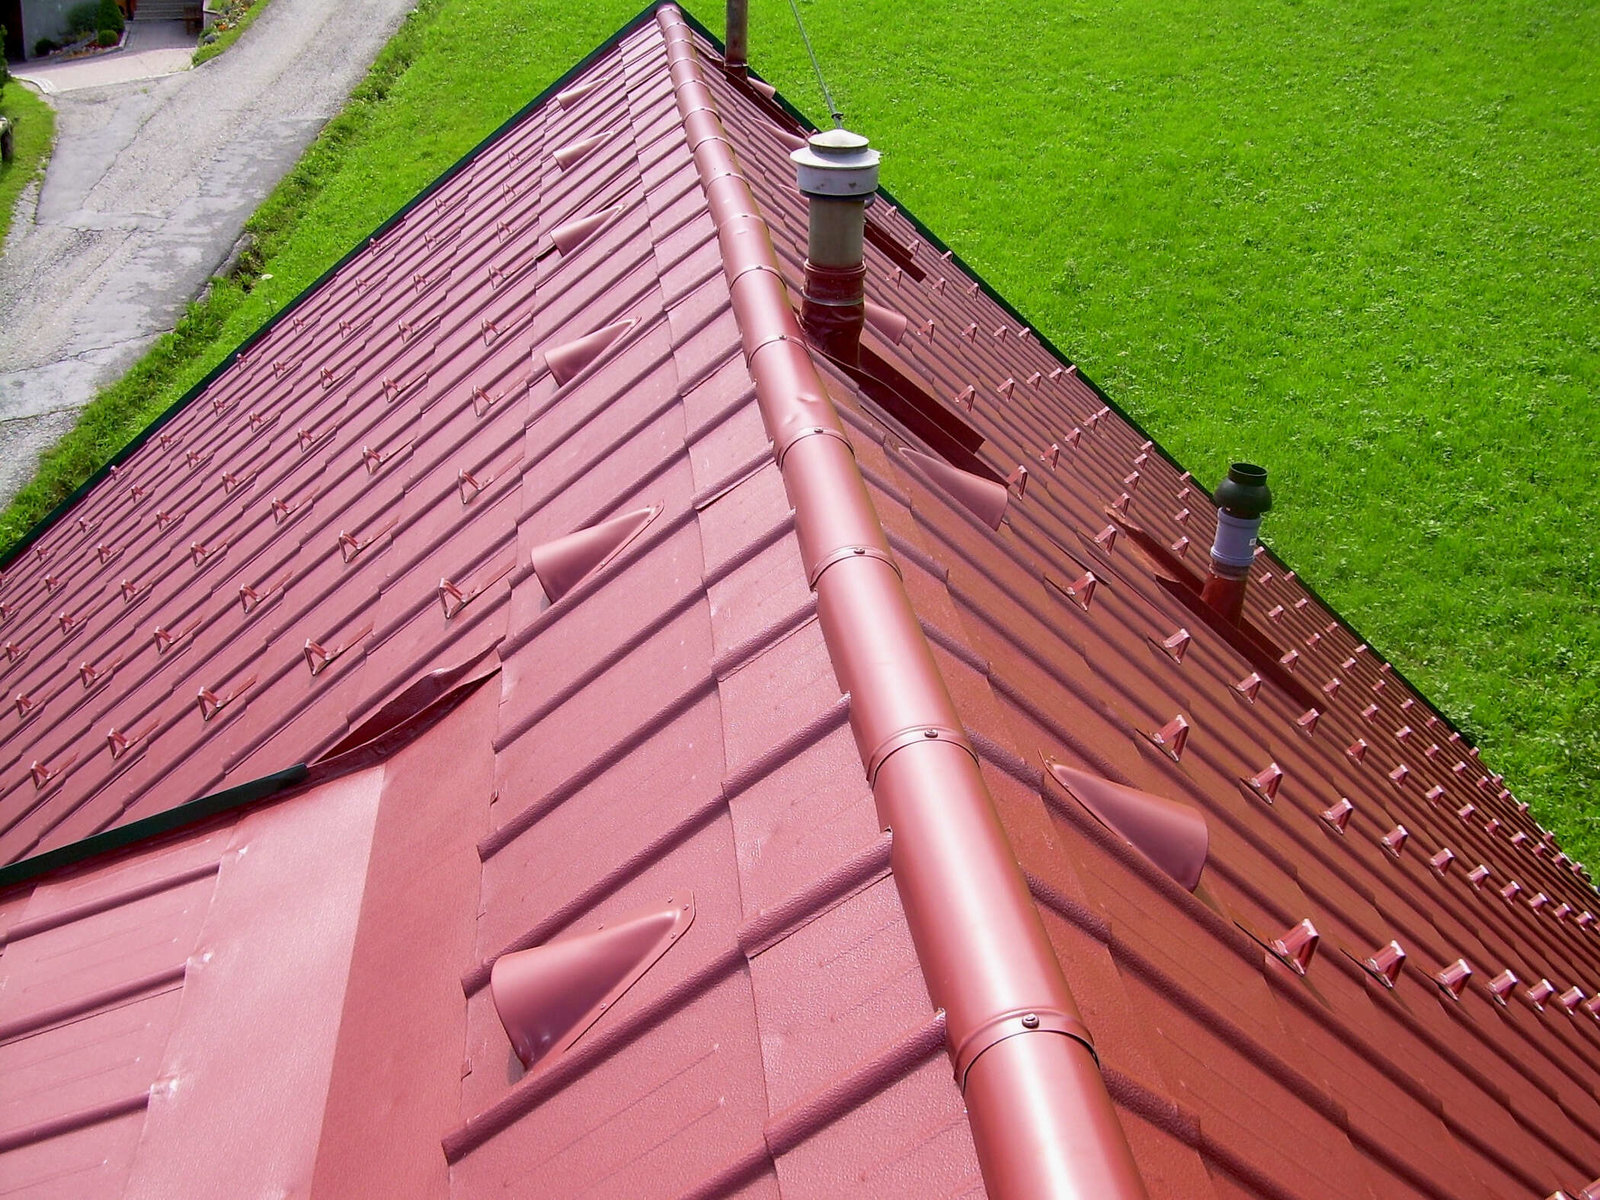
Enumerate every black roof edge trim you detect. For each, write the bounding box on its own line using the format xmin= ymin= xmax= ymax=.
xmin=0 ymin=765 xmax=309 ymax=893
xmin=0 ymin=650 xmax=502 ymax=896
xmin=709 ymin=22 xmax=1474 ymax=757
xmin=0 ymin=0 xmax=670 ymax=578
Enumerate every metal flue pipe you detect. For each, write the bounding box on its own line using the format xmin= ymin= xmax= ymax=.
xmin=725 ymin=0 xmax=748 ymax=77
xmin=1200 ymin=462 xmax=1273 ymax=624
xmin=791 ymin=129 xmax=879 ymax=365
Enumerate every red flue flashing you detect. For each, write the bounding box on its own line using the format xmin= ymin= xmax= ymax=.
xmin=1199 ymin=568 xmax=1249 ymax=625
xmin=801 ymin=260 xmax=868 ymax=364
xmin=657 ymin=9 xmax=1149 ymax=1199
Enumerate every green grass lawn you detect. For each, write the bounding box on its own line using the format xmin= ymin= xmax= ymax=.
xmin=0 ymin=0 xmax=1594 ymax=865
xmin=0 ymin=83 xmax=55 ymax=253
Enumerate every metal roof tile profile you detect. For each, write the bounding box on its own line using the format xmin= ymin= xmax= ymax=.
xmin=2 ymin=4 xmax=1598 ymax=1197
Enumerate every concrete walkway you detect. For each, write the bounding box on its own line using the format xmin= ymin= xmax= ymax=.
xmin=13 ymin=21 xmax=197 ymax=95
xmin=0 ymin=0 xmax=418 ymax=508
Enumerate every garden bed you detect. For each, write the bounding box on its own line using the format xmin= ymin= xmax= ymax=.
xmin=29 ymin=0 xmax=128 ymax=58
xmin=194 ymin=0 xmax=271 ymax=66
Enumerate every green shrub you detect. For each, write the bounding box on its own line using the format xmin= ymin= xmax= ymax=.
xmin=99 ymin=0 xmax=125 ymax=34
xmin=96 ymin=27 xmax=118 ymax=45
xmin=0 ymin=27 xmax=8 ymax=101
xmin=65 ymin=1 xmax=101 ymax=37
xmin=33 ymin=37 xmax=60 ymax=56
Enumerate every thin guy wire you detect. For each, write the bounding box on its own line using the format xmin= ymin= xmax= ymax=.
xmin=784 ymin=0 xmax=844 ymax=127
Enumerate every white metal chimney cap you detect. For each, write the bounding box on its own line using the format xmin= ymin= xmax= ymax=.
xmin=791 ymin=128 xmax=880 ymax=197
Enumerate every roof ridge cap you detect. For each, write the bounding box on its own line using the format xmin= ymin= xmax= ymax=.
xmin=653 ymin=9 xmax=1149 ymax=1198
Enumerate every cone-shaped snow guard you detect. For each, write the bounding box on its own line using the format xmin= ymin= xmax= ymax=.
xmin=1046 ymin=759 xmax=1209 ymax=890
xmin=528 ymin=504 xmax=661 ymax=604
xmin=542 ymin=318 xmax=638 ymax=386
xmin=491 ymin=896 xmax=694 ymax=1069
xmin=897 ymin=446 xmax=1009 ymax=531
xmin=550 ymin=204 xmax=626 ymax=256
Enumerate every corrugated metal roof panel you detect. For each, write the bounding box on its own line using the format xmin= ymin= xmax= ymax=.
xmin=0 ymin=764 xmax=393 ymax=1196
xmin=1 ymin=5 xmax=1597 ymax=1198
xmin=689 ymin=21 xmax=1600 ymax=1196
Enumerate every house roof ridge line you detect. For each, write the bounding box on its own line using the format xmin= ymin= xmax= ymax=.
xmin=653 ymin=7 xmax=1150 ymax=1197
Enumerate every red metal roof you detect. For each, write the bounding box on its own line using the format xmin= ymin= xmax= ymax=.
xmin=2 ymin=5 xmax=1598 ymax=1197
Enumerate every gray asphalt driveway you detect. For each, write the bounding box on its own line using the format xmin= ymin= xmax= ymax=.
xmin=0 ymin=0 xmax=418 ymax=508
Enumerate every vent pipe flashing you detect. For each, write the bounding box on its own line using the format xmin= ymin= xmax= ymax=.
xmin=792 ymin=129 xmax=880 ymax=365
xmin=1200 ymin=462 xmax=1271 ymax=624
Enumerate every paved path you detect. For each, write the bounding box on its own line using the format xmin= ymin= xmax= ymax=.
xmin=13 ymin=21 xmax=197 ymax=95
xmin=0 ymin=0 xmax=417 ymax=508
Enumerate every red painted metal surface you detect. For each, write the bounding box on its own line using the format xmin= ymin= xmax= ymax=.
xmin=0 ymin=765 xmax=390 ymax=1197
xmin=681 ymin=12 xmax=1600 ymax=1194
xmin=3 ymin=5 xmax=1599 ymax=1198
xmin=659 ymin=9 xmax=1146 ymax=1197
xmin=1199 ymin=567 xmax=1250 ymax=626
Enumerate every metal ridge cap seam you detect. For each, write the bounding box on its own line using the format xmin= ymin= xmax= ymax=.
xmin=651 ymin=8 xmax=1149 ymax=1199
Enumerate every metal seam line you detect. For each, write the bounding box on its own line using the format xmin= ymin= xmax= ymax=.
xmin=654 ymin=9 xmax=1149 ymax=1199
